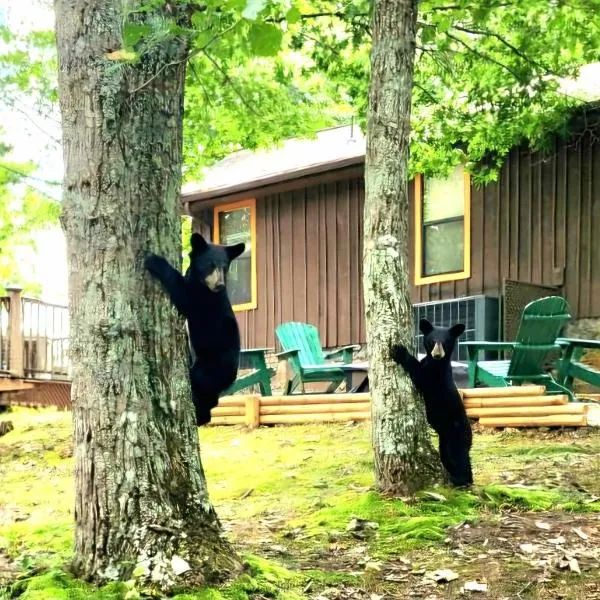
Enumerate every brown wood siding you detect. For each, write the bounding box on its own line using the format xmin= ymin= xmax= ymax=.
xmin=191 ymin=130 xmax=599 ymax=348
xmin=221 ymin=172 xmax=366 ymax=349
xmin=410 ymin=132 xmax=600 ymax=322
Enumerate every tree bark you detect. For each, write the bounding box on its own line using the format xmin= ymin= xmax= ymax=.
xmin=54 ymin=0 xmax=241 ymax=589
xmin=364 ymin=0 xmax=446 ymax=495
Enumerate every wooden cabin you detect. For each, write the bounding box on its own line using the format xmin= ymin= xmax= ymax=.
xmin=181 ymin=112 xmax=600 ymax=359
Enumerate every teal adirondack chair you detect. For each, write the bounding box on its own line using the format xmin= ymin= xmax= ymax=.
xmin=460 ymin=296 xmax=575 ymax=401
xmin=275 ymin=322 xmax=359 ymax=394
xmin=221 ymin=348 xmax=275 ymax=397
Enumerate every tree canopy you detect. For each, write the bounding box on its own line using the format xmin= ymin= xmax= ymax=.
xmin=2 ymin=0 xmax=599 ymax=286
xmin=6 ymin=0 xmax=600 ymax=190
xmin=0 ymin=144 xmax=60 ymax=294
xmin=0 ymin=25 xmax=60 ymax=293
xmin=285 ymin=0 xmax=600 ymax=182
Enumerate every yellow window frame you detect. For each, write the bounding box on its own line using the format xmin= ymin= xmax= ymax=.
xmin=213 ymin=198 xmax=258 ymax=312
xmin=414 ymin=170 xmax=471 ymax=286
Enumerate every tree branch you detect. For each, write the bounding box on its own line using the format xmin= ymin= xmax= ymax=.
xmin=0 ymin=97 xmax=61 ymax=145
xmin=450 ymin=24 xmax=554 ymax=75
xmin=267 ymin=11 xmax=369 ymax=24
xmin=413 ymin=82 xmax=439 ymax=104
xmin=130 ymin=20 xmax=241 ymax=95
xmin=201 ymin=51 xmax=258 ymax=115
xmin=0 ymin=163 xmax=61 ymax=186
xmin=444 ymin=30 xmax=524 ymax=81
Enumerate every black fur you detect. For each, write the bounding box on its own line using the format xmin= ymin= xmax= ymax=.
xmin=145 ymin=233 xmax=245 ymax=426
xmin=391 ymin=319 xmax=473 ymax=487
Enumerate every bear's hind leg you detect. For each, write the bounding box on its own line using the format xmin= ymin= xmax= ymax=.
xmin=440 ymin=435 xmax=473 ymax=488
xmin=190 ymin=361 xmax=221 ymax=426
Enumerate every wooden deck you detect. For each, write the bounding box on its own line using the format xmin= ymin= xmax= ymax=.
xmin=1 ymin=287 xmax=71 ymax=410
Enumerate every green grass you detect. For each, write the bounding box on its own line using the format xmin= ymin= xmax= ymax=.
xmin=2 ymin=408 xmax=600 ymax=599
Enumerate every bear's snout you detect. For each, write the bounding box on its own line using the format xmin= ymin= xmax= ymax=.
xmin=205 ymin=268 xmax=226 ymax=291
xmin=431 ymin=341 xmax=445 ymax=359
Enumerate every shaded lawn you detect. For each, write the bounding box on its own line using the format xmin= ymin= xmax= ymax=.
xmin=1 ymin=408 xmax=600 ymax=599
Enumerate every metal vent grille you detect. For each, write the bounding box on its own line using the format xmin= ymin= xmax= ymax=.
xmin=503 ymin=279 xmax=560 ymax=342
xmin=413 ymin=295 xmax=500 ymax=362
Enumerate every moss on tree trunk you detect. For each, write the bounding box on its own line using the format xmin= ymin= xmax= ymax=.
xmin=363 ymin=0 xmax=446 ymax=495
xmin=54 ymin=0 xmax=241 ymax=589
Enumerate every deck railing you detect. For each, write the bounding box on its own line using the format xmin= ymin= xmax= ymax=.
xmin=0 ymin=287 xmax=70 ymax=380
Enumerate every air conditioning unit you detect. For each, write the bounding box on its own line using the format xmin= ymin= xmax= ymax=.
xmin=413 ymin=295 xmax=500 ymax=363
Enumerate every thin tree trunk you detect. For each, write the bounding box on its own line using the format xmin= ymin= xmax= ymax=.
xmin=364 ymin=0 xmax=445 ymax=495
xmin=54 ymin=0 xmax=241 ymax=588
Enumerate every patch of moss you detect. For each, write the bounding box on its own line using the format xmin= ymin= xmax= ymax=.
xmin=6 ymin=570 xmax=128 ymax=600
xmin=294 ymin=488 xmax=481 ymax=558
xmin=7 ymin=557 xmax=307 ymax=600
xmin=479 ymin=484 xmax=567 ymax=511
xmin=518 ymin=444 xmax=594 ymax=457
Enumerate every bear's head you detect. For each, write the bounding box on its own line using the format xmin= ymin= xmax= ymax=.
xmin=419 ymin=319 xmax=465 ymax=361
xmin=187 ymin=233 xmax=245 ymax=292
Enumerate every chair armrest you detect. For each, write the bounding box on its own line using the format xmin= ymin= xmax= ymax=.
xmin=460 ymin=341 xmax=516 ymax=350
xmin=274 ymin=349 xmax=299 ymax=360
xmin=460 ymin=341 xmax=516 ymax=360
xmin=324 ymin=345 xmax=361 ymax=359
xmin=240 ymin=348 xmax=274 ymax=356
xmin=556 ymin=338 xmax=600 ymax=350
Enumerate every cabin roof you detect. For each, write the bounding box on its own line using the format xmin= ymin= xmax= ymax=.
xmin=181 ymin=124 xmax=366 ymax=203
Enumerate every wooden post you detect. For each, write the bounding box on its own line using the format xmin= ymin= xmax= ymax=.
xmin=244 ymin=394 xmax=260 ymax=428
xmin=6 ymin=285 xmax=23 ymax=377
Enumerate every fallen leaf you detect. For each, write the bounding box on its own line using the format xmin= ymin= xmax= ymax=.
xmin=573 ymin=527 xmax=589 ymax=540
xmin=170 ymin=555 xmax=190 ymax=575
xmin=569 ymin=558 xmax=581 ymax=574
xmin=347 ymin=518 xmax=379 ymax=532
xmin=385 ymin=573 xmax=408 ymax=582
xmin=239 ymin=488 xmax=253 ymax=499
xmin=519 ymin=543 xmax=535 ymax=554
xmin=463 ymin=580 xmax=488 ymax=592
xmin=421 ymin=491 xmax=447 ymax=502
xmin=548 ymin=536 xmax=566 ymax=545
xmin=425 ymin=568 xmax=459 ymax=583
xmin=535 ymin=521 xmax=551 ymax=530
xmin=364 ymin=561 xmax=382 ymax=573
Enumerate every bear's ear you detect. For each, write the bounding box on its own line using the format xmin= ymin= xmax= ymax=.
xmin=226 ymin=243 xmax=245 ymax=261
xmin=190 ymin=233 xmax=208 ymax=253
xmin=419 ymin=319 xmax=434 ymax=336
xmin=449 ymin=323 xmax=466 ymax=338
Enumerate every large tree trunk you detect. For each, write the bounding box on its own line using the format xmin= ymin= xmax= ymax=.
xmin=364 ymin=0 xmax=445 ymax=495
xmin=54 ymin=0 xmax=241 ymax=589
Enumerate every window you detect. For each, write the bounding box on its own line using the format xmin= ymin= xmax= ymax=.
xmin=414 ymin=165 xmax=471 ymax=285
xmin=213 ymin=199 xmax=257 ymax=311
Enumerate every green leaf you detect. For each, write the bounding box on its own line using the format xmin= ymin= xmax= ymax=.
xmin=286 ymin=7 xmax=302 ymax=24
xmin=242 ymin=0 xmax=267 ymax=20
xmin=248 ymin=23 xmax=283 ymax=56
xmin=122 ymin=23 xmax=150 ymax=49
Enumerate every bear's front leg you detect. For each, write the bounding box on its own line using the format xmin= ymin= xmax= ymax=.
xmin=390 ymin=343 xmax=424 ymax=390
xmin=145 ymin=253 xmax=189 ymax=316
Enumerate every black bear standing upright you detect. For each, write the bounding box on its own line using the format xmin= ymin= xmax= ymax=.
xmin=145 ymin=233 xmax=245 ymax=426
xmin=391 ymin=319 xmax=473 ymax=487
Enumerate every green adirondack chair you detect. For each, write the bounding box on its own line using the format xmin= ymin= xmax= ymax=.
xmin=460 ymin=296 xmax=575 ymax=401
xmin=275 ymin=322 xmax=359 ymax=394
xmin=221 ymin=348 xmax=275 ymax=397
